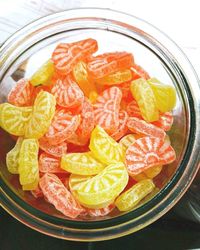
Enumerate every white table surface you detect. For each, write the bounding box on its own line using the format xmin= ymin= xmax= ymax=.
xmin=0 ymin=0 xmax=199 ymax=77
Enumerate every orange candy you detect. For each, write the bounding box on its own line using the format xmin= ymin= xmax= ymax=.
xmin=51 ymin=74 xmax=84 ymax=108
xmin=125 ymin=136 xmax=176 ymax=176
xmin=152 ymin=112 xmax=173 ymax=131
xmin=111 ymin=110 xmax=128 ymax=141
xmin=87 ymin=52 xmax=134 ymax=79
xmin=93 ymin=87 xmax=122 ymax=134
xmin=52 ymin=38 xmax=98 ymax=75
xmin=39 ymin=152 xmax=66 ymax=173
xmin=45 ymin=108 xmax=80 ymax=145
xmin=126 ymin=99 xmax=142 ymax=119
xmin=131 ymin=64 xmax=150 ymax=80
xmin=127 ymin=117 xmax=166 ymax=141
xmin=8 ymin=79 xmax=34 ymax=106
xmin=39 ymin=173 xmax=83 ymax=218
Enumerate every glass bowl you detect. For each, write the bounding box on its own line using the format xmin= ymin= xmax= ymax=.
xmin=0 ymin=8 xmax=199 ymax=241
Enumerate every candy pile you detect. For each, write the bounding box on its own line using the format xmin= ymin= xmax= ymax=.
xmin=0 ymin=38 xmax=177 ymax=219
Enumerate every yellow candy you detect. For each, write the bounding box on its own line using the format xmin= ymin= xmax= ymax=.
xmin=18 ymin=139 xmax=39 ymax=189
xmin=89 ymin=126 xmax=123 ymax=165
xmin=22 ymin=179 xmax=38 ymax=191
xmin=148 ymin=78 xmax=176 ymax=113
xmin=130 ymin=78 xmax=159 ymax=122
xmin=89 ymin=91 xmax=98 ymax=104
xmin=95 ymin=69 xmax=132 ymax=85
xmin=0 ymin=103 xmax=32 ymax=136
xmin=25 ymin=91 xmax=56 ymax=139
xmin=115 ymin=179 xmax=155 ymax=211
xmin=119 ymin=134 xmax=136 ymax=152
xmin=73 ymin=163 xmax=128 ymax=208
xmin=61 ymin=152 xmax=105 ymax=175
xmin=30 ymin=59 xmax=55 ymax=86
xmin=73 ymin=61 xmax=97 ymax=97
xmin=6 ymin=137 xmax=23 ymax=174
xmin=133 ymin=165 xmax=163 ymax=181
xmin=139 ymin=187 xmax=160 ymax=205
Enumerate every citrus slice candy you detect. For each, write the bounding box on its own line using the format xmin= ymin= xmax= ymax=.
xmin=93 ymin=87 xmax=122 ymax=134
xmin=87 ymin=52 xmax=134 ymax=79
xmin=152 ymin=112 xmax=173 ymax=131
xmin=6 ymin=137 xmax=23 ymax=174
xmin=25 ymin=91 xmax=56 ymax=139
xmin=89 ymin=126 xmax=124 ymax=165
xmin=51 ymin=74 xmax=84 ymax=108
xmin=111 ymin=110 xmax=128 ymax=141
xmin=89 ymin=91 xmax=98 ymax=104
xmin=131 ymin=64 xmax=150 ymax=80
xmin=126 ymin=99 xmax=142 ymax=119
xmin=39 ymin=152 xmax=66 ymax=173
xmin=39 ymin=136 xmax=67 ymax=157
xmin=148 ymin=78 xmax=176 ymax=112
xmin=118 ymin=81 xmax=133 ymax=102
xmin=61 ymin=151 xmax=105 ymax=175
xmin=72 ymin=61 xmax=97 ymax=97
xmin=23 ymin=179 xmax=39 ymax=191
xmin=127 ymin=117 xmax=166 ymax=140
xmin=132 ymin=165 xmax=163 ymax=181
xmin=52 ymin=38 xmax=98 ymax=75
xmin=86 ymin=204 xmax=115 ymax=217
xmin=74 ymin=162 xmax=128 ymax=208
xmin=39 ymin=173 xmax=83 ymax=218
xmin=119 ymin=134 xmax=136 ymax=152
xmin=125 ymin=136 xmax=176 ymax=175
xmin=45 ymin=108 xmax=80 ymax=145
xmin=30 ymin=59 xmax=55 ymax=86
xmin=95 ymin=69 xmax=132 ymax=85
xmin=7 ymin=78 xmax=34 ymax=106
xmin=18 ymin=139 xmax=39 ymax=189
xmin=130 ymin=78 xmax=159 ymax=122
xmin=0 ymin=103 xmax=32 ymax=136
xmin=115 ymin=179 xmax=155 ymax=211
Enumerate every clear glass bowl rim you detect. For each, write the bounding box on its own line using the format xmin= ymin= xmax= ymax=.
xmin=0 ymin=8 xmax=200 ymax=241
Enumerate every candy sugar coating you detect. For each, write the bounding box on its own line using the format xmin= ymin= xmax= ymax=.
xmin=61 ymin=151 xmax=105 ymax=175
xmin=130 ymin=78 xmax=159 ymax=122
xmin=89 ymin=126 xmax=124 ymax=165
xmin=39 ymin=136 xmax=67 ymax=157
xmin=51 ymin=74 xmax=84 ymax=108
xmin=45 ymin=108 xmax=80 ymax=145
xmin=0 ymin=103 xmax=32 ymax=136
xmin=73 ymin=162 xmax=128 ymax=208
xmin=93 ymin=87 xmax=122 ymax=134
xmin=127 ymin=117 xmax=166 ymax=140
xmin=52 ymin=38 xmax=98 ymax=75
xmin=30 ymin=60 xmax=55 ymax=86
xmin=148 ymin=78 xmax=176 ymax=113
xmin=18 ymin=139 xmax=39 ymax=189
xmin=152 ymin=112 xmax=173 ymax=131
xmin=111 ymin=110 xmax=128 ymax=141
xmin=25 ymin=91 xmax=56 ymax=139
xmin=39 ymin=173 xmax=83 ymax=218
xmin=119 ymin=134 xmax=136 ymax=152
xmin=126 ymin=99 xmax=142 ymax=119
xmin=8 ymin=78 xmax=34 ymax=106
xmin=115 ymin=179 xmax=155 ymax=211
xmin=125 ymin=136 xmax=176 ymax=176
xmin=73 ymin=61 xmax=97 ymax=97
xmin=6 ymin=137 xmax=23 ymax=174
xmin=39 ymin=152 xmax=66 ymax=173
xmin=87 ymin=52 xmax=134 ymax=79
xmin=95 ymin=69 xmax=132 ymax=85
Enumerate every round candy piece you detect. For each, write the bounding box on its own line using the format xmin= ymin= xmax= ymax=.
xmin=89 ymin=126 xmax=124 ymax=165
xmin=6 ymin=137 xmax=23 ymax=174
xmin=0 ymin=103 xmax=32 ymax=136
xmin=39 ymin=152 xmax=66 ymax=173
xmin=39 ymin=173 xmax=83 ymax=218
xmin=130 ymin=78 xmax=159 ymax=122
xmin=115 ymin=179 xmax=155 ymax=211
xmin=30 ymin=60 xmax=55 ymax=86
xmin=93 ymin=87 xmax=122 ymax=134
xmin=25 ymin=91 xmax=56 ymax=139
xmin=61 ymin=151 xmax=105 ymax=175
xmin=73 ymin=162 xmax=128 ymax=208
xmin=18 ymin=139 xmax=39 ymax=189
xmin=45 ymin=108 xmax=80 ymax=145
xmin=52 ymin=38 xmax=98 ymax=75
xmin=7 ymin=78 xmax=34 ymax=106
xmin=125 ymin=136 xmax=176 ymax=176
